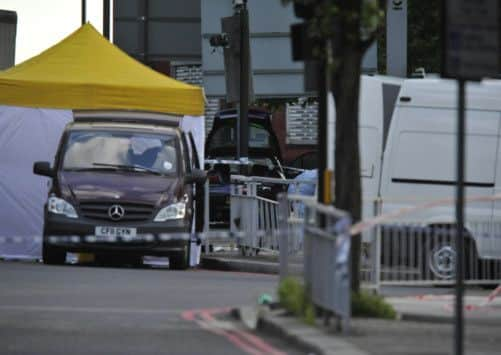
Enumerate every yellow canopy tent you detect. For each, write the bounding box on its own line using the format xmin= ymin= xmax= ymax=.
xmin=0 ymin=24 xmax=204 ymax=116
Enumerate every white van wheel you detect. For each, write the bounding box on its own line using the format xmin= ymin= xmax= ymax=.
xmin=422 ymin=226 xmax=477 ymax=280
xmin=428 ymin=243 xmax=457 ymax=280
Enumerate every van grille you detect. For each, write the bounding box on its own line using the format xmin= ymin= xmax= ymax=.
xmin=78 ymin=201 xmax=154 ymax=222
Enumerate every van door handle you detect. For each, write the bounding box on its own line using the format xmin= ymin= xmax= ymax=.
xmin=361 ymin=164 xmax=374 ymax=178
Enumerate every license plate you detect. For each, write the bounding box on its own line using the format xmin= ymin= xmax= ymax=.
xmin=95 ymin=226 xmax=137 ymax=238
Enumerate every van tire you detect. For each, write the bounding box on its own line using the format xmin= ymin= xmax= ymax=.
xmin=421 ymin=226 xmax=477 ymax=280
xmin=169 ymin=242 xmax=190 ymax=270
xmin=240 ymin=246 xmax=260 ymax=256
xmin=42 ymin=243 xmax=66 ymax=265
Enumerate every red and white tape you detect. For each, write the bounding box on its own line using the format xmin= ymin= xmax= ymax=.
xmin=350 ymin=193 xmax=501 ymax=236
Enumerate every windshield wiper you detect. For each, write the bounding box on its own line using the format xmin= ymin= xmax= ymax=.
xmin=64 ymin=167 xmax=118 ymax=172
xmin=92 ymin=163 xmax=162 ymax=175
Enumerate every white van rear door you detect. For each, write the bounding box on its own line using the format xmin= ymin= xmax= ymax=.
xmin=359 ymin=77 xmax=384 ymax=222
xmin=488 ymin=113 xmax=501 ymax=259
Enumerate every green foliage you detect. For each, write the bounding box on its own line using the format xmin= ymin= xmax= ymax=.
xmin=351 ymin=291 xmax=397 ymax=319
xmin=278 ymin=277 xmax=307 ymax=316
xmin=407 ymin=0 xmax=441 ymax=74
xmin=254 ymin=97 xmax=317 ymax=113
xmin=281 ymin=0 xmax=385 ymax=77
xmin=278 ymin=277 xmax=315 ymax=325
xmin=303 ymin=302 xmax=316 ymax=325
xmin=279 ymin=279 xmax=397 ymax=324
xmin=361 ymin=0 xmax=385 ymax=41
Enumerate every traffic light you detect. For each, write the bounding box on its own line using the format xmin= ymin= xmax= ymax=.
xmin=290 ymin=1 xmax=323 ymax=91
xmin=209 ymin=12 xmax=253 ymax=104
xmin=290 ymin=0 xmax=322 ymax=61
xmin=208 ymin=2 xmax=253 ymax=160
xmin=293 ymin=1 xmax=316 ymax=19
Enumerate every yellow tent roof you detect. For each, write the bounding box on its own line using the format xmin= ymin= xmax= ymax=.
xmin=0 ymin=24 xmax=204 ymax=115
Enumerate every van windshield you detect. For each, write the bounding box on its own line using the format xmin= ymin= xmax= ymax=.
xmin=62 ymin=130 xmax=178 ymax=175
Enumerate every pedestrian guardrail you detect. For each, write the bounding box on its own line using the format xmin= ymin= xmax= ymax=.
xmin=278 ymin=194 xmax=352 ymax=331
xmin=229 ymin=175 xmax=315 ymax=255
xmin=359 ymin=197 xmax=501 ymax=290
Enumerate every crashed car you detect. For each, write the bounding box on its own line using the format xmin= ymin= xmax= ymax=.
xmin=205 ymin=108 xmax=285 ymax=229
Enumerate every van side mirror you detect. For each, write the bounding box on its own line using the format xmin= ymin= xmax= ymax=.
xmin=33 ymin=161 xmax=54 ymax=178
xmin=185 ymin=169 xmax=206 ymax=185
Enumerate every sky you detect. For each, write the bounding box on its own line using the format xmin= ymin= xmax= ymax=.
xmin=0 ymin=0 xmax=111 ymax=64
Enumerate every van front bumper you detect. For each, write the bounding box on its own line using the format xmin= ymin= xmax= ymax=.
xmin=44 ymin=213 xmax=192 ymax=256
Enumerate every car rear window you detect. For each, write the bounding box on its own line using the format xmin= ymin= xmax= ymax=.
xmin=209 ymin=123 xmax=271 ymax=149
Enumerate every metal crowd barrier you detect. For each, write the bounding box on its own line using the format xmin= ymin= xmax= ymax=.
xmin=359 ymin=198 xmax=501 ymax=290
xmin=229 ymin=175 xmax=315 ymax=255
xmin=278 ymin=194 xmax=352 ymax=331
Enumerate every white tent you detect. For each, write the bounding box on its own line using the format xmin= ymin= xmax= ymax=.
xmin=0 ymin=106 xmax=71 ymax=260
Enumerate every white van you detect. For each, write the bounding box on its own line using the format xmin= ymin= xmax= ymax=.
xmin=332 ymin=76 xmax=501 ymax=279
xmin=379 ymin=79 xmax=501 ymax=242
xmin=352 ymin=75 xmax=404 ymax=222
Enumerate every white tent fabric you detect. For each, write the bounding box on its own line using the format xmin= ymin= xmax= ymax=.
xmin=180 ymin=115 xmax=205 ymax=168
xmin=180 ymin=116 xmax=205 ymax=267
xmin=0 ymin=107 xmax=206 ymax=264
xmin=0 ymin=106 xmax=72 ymax=260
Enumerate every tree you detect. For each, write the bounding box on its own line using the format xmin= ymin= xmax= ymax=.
xmin=284 ymin=0 xmax=385 ymax=293
xmin=330 ymin=0 xmax=385 ymax=293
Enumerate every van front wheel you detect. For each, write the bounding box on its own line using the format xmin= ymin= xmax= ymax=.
xmin=169 ymin=242 xmax=190 ymax=270
xmin=42 ymin=243 xmax=66 ymax=265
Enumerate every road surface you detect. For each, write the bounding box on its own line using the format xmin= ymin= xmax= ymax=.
xmin=0 ymin=261 xmax=301 ymax=355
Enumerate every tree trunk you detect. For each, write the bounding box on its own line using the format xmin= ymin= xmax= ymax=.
xmin=332 ymin=47 xmax=363 ymax=293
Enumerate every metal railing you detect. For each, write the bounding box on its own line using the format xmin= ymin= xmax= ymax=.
xmin=203 ymin=171 xmax=501 ymax=290
xmin=278 ymin=194 xmax=352 ymax=331
xmin=229 ymin=175 xmax=315 ymax=255
xmin=359 ymin=198 xmax=501 ymax=290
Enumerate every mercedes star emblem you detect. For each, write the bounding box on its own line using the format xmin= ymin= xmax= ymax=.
xmin=108 ymin=205 xmax=125 ymax=221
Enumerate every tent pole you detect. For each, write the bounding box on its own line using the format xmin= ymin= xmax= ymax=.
xmin=103 ymin=0 xmax=110 ymax=39
xmin=81 ymin=0 xmax=86 ymax=25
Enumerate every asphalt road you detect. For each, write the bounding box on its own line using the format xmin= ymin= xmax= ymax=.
xmin=0 ymin=261 xmax=302 ymax=355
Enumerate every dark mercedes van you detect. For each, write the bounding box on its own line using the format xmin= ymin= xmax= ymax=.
xmin=33 ymin=111 xmax=206 ymax=269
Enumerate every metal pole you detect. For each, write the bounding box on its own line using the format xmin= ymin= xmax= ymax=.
xmin=386 ymin=0 xmax=408 ymax=77
xmin=143 ymin=0 xmax=149 ymax=65
xmin=204 ymin=179 xmax=210 ymax=255
xmin=103 ymin=0 xmax=110 ymax=39
xmin=371 ymin=198 xmax=382 ymax=293
xmin=239 ymin=1 xmax=249 ymax=162
xmin=81 ymin=0 xmax=86 ymax=25
xmin=455 ymin=79 xmax=465 ymax=355
xmin=317 ymin=54 xmax=327 ymax=204
xmin=278 ymin=195 xmax=289 ymax=281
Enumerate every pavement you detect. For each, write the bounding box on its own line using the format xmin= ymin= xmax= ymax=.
xmin=204 ymin=251 xmax=501 ymax=355
xmin=201 ymin=252 xmax=281 ymax=274
xmin=201 ymin=251 xmax=302 ymax=275
xmin=388 ymin=292 xmax=501 ymax=324
xmin=235 ymin=292 xmax=501 ymax=355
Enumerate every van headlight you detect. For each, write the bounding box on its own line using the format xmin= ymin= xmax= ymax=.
xmin=154 ymin=202 xmax=186 ymax=222
xmin=47 ymin=197 xmax=78 ymax=218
